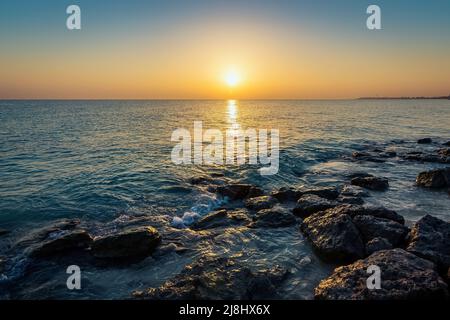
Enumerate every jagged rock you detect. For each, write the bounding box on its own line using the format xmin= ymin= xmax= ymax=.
xmin=271 ymin=187 xmax=303 ymax=202
xmin=293 ymin=194 xmax=337 ymax=218
xmin=300 ymin=209 xmax=365 ymax=263
xmin=416 ymin=168 xmax=450 ymax=188
xmin=365 ymin=237 xmax=393 ymax=255
xmin=215 ymin=184 xmax=263 ymax=200
xmin=299 ymin=186 xmax=340 ymax=200
xmin=351 ymin=175 xmax=389 ymax=191
xmin=407 ymin=215 xmax=450 ymax=271
xmin=244 ymin=196 xmax=277 ymax=211
xmin=353 ymin=215 xmax=409 ymax=247
xmin=134 ymin=256 xmax=289 ymax=299
xmin=418 ymin=138 xmax=432 ymax=144
xmin=315 ymin=249 xmax=448 ymax=300
xmin=251 ymin=206 xmax=297 ymax=228
xmin=91 ymin=226 xmax=161 ymax=259
xmin=190 ymin=209 xmax=251 ymax=230
xmin=30 ymin=229 xmax=93 ymax=258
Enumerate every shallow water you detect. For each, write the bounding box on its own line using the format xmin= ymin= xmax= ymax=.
xmin=0 ymin=99 xmax=449 ymax=299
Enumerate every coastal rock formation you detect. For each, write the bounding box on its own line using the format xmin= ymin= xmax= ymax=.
xmin=244 ymin=196 xmax=277 ymax=211
xmin=352 ymin=151 xmax=386 ymax=163
xmin=365 ymin=237 xmax=393 ymax=255
xmin=351 ymin=175 xmax=389 ymax=191
xmin=271 ymin=187 xmax=303 ymax=202
xmin=215 ymin=184 xmax=264 ymax=200
xmin=300 ymin=208 xmax=365 ymax=263
xmin=293 ymin=194 xmax=337 ymax=218
xmin=315 ymin=249 xmax=448 ymax=300
xmin=251 ymin=206 xmax=297 ymax=228
xmin=352 ymin=215 xmax=409 ymax=247
xmin=299 ymin=186 xmax=340 ymax=200
xmin=134 ymin=255 xmax=288 ymax=300
xmin=407 ymin=215 xmax=450 ymax=271
xmin=92 ymin=226 xmax=161 ymax=259
xmin=416 ymin=168 xmax=450 ymax=188
xmin=339 ymin=184 xmax=369 ymax=198
xmin=190 ymin=209 xmax=251 ymax=230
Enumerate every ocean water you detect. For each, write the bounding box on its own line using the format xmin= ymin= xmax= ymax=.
xmin=0 ymin=99 xmax=449 ymax=299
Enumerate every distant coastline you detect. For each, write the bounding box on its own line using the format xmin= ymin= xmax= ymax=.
xmin=358 ymin=95 xmax=450 ymax=100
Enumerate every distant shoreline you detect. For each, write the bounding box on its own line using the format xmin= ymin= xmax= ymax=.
xmin=358 ymin=96 xmax=450 ymax=100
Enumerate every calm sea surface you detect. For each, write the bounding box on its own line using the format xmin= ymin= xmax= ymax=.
xmin=0 ymin=99 xmax=449 ymax=299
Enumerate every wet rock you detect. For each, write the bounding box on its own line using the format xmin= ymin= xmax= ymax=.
xmin=0 ymin=256 xmax=5 ymax=273
xmin=437 ymin=148 xmax=450 ymax=157
xmin=339 ymin=184 xmax=369 ymax=198
xmin=251 ymin=206 xmax=297 ymax=228
xmin=444 ymin=141 xmax=450 ymax=146
xmin=271 ymin=187 xmax=303 ymax=202
xmin=336 ymin=195 xmax=364 ymax=205
xmin=403 ymin=152 xmax=446 ymax=163
xmin=0 ymin=229 xmax=10 ymax=237
xmin=188 ymin=175 xmax=219 ymax=185
xmin=190 ymin=209 xmax=251 ymax=230
xmin=365 ymin=237 xmax=393 ymax=255
xmin=407 ymin=215 xmax=450 ymax=271
xmin=244 ymin=196 xmax=277 ymax=211
xmin=300 ymin=208 xmax=365 ymax=263
xmin=216 ymin=184 xmax=263 ymax=200
xmin=315 ymin=249 xmax=448 ymax=300
xmin=353 ymin=215 xmax=409 ymax=247
xmin=299 ymin=186 xmax=340 ymax=200
xmin=351 ymin=175 xmax=389 ymax=191
xmin=293 ymin=194 xmax=337 ymax=218
xmin=30 ymin=229 xmax=93 ymax=258
xmin=134 ymin=255 xmax=289 ymax=299
xmin=348 ymin=206 xmax=405 ymax=225
xmin=351 ymin=151 xmax=385 ymax=163
xmin=416 ymin=168 xmax=450 ymax=188
xmin=91 ymin=226 xmax=161 ymax=259
xmin=418 ymin=138 xmax=432 ymax=144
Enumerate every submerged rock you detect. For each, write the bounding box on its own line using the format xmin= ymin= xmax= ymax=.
xmin=352 ymin=215 xmax=409 ymax=247
xmin=351 ymin=175 xmax=389 ymax=191
xmin=300 ymin=208 xmax=365 ymax=263
xmin=407 ymin=215 xmax=450 ymax=271
xmin=244 ymin=196 xmax=277 ymax=211
xmin=315 ymin=249 xmax=448 ymax=300
xmin=134 ymin=255 xmax=289 ymax=299
xmin=417 ymin=138 xmax=432 ymax=144
xmin=91 ymin=226 xmax=161 ymax=259
xmin=271 ymin=187 xmax=303 ymax=202
xmin=293 ymin=194 xmax=337 ymax=218
xmin=190 ymin=209 xmax=251 ymax=230
xmin=251 ymin=206 xmax=297 ymax=228
xmin=416 ymin=168 xmax=450 ymax=188
xmin=215 ymin=184 xmax=264 ymax=200
xmin=351 ymin=151 xmax=386 ymax=163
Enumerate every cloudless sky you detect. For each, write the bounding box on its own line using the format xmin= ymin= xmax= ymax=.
xmin=1 ymin=0 xmax=449 ymax=99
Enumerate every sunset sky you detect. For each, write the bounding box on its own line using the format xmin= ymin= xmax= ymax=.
xmin=1 ymin=0 xmax=449 ymax=99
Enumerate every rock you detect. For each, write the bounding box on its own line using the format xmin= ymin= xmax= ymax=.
xmin=444 ymin=141 xmax=450 ymax=146
xmin=215 ymin=184 xmax=263 ymax=200
xmin=190 ymin=209 xmax=251 ymax=230
xmin=251 ymin=206 xmax=297 ymax=228
xmin=353 ymin=215 xmax=409 ymax=247
xmin=365 ymin=237 xmax=393 ymax=255
xmin=418 ymin=138 xmax=432 ymax=144
xmin=299 ymin=186 xmax=340 ymax=200
xmin=336 ymin=195 xmax=364 ymax=205
xmin=339 ymin=184 xmax=369 ymax=198
xmin=0 ymin=256 xmax=5 ymax=273
xmin=351 ymin=175 xmax=389 ymax=191
xmin=244 ymin=196 xmax=277 ymax=211
xmin=271 ymin=187 xmax=303 ymax=202
xmin=407 ymin=215 xmax=450 ymax=271
xmin=293 ymin=194 xmax=337 ymax=218
xmin=416 ymin=168 xmax=450 ymax=188
xmin=315 ymin=249 xmax=448 ymax=300
xmin=0 ymin=229 xmax=10 ymax=237
xmin=437 ymin=148 xmax=450 ymax=157
xmin=348 ymin=206 xmax=405 ymax=225
xmin=351 ymin=151 xmax=385 ymax=163
xmin=134 ymin=255 xmax=288 ymax=299
xmin=29 ymin=229 xmax=93 ymax=258
xmin=91 ymin=226 xmax=161 ymax=259
xmin=300 ymin=209 xmax=365 ymax=263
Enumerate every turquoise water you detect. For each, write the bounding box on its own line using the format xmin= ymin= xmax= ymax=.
xmin=1 ymin=99 xmax=449 ymax=299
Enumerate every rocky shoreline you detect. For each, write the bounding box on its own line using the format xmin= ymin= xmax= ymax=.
xmin=0 ymin=137 xmax=449 ymax=299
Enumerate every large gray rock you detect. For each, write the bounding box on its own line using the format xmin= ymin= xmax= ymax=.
xmin=353 ymin=215 xmax=409 ymax=247
xmin=416 ymin=168 xmax=450 ymax=188
xmin=293 ymin=194 xmax=337 ymax=218
xmin=191 ymin=209 xmax=251 ymax=230
xmin=351 ymin=175 xmax=389 ymax=191
xmin=407 ymin=215 xmax=450 ymax=271
xmin=134 ymin=255 xmax=288 ymax=300
xmin=300 ymin=209 xmax=365 ymax=263
xmin=244 ymin=196 xmax=277 ymax=211
xmin=251 ymin=206 xmax=297 ymax=228
xmin=92 ymin=226 xmax=161 ymax=259
xmin=315 ymin=249 xmax=448 ymax=300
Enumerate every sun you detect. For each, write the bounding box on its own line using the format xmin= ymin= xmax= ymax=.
xmin=225 ymin=70 xmax=240 ymax=87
